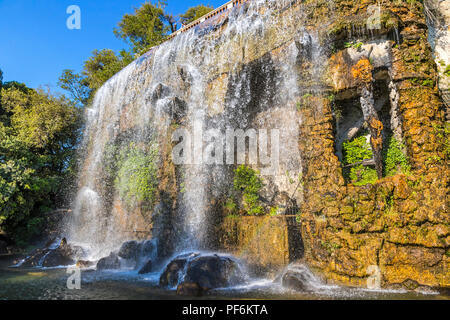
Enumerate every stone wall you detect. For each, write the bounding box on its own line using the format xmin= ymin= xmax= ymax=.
xmin=217 ymin=215 xmax=302 ymax=275
xmin=296 ymin=0 xmax=449 ymax=290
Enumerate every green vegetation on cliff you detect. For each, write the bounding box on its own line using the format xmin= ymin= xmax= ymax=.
xmin=233 ymin=165 xmax=263 ymax=216
xmin=383 ymin=136 xmax=411 ymax=176
xmin=342 ymin=134 xmax=378 ymax=186
xmin=103 ymin=142 xmax=159 ymax=212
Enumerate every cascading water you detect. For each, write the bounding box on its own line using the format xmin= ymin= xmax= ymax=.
xmin=67 ymin=0 xmax=316 ymax=259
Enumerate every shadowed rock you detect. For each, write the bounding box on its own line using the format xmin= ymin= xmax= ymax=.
xmin=96 ymin=252 xmax=120 ymax=270
xmin=176 ymin=282 xmax=204 ymax=297
xmin=159 ymin=254 xmax=193 ymax=288
xmin=20 ymin=238 xmax=84 ymax=268
xmin=118 ymin=240 xmax=140 ymax=260
xmin=138 ymin=259 xmax=153 ymax=274
xmin=183 ymin=255 xmax=244 ymax=291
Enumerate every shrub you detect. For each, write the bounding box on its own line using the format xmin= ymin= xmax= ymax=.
xmin=103 ymin=142 xmax=158 ymax=211
xmin=383 ymin=136 xmax=410 ymax=176
xmin=233 ymin=165 xmax=263 ymax=216
xmin=343 ymin=135 xmax=378 ymax=185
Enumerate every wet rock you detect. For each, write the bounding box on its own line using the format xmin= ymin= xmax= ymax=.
xmin=151 ymin=83 xmax=171 ymax=102
xmin=141 ymin=240 xmax=156 ymax=257
xmin=281 ymin=271 xmax=309 ymax=292
xmin=40 ymin=238 xmax=85 ymax=267
xmin=20 ymin=248 xmax=48 ymax=267
xmin=76 ymin=260 xmax=96 ymax=269
xmin=138 ymin=260 xmax=153 ymax=274
xmin=176 ymin=282 xmax=204 ymax=297
xmin=118 ymin=240 xmax=140 ymax=260
xmin=280 ymin=265 xmax=322 ymax=292
xmin=96 ymin=252 xmax=120 ymax=270
xmin=159 ymin=252 xmax=199 ymax=288
xmin=41 ymin=249 xmax=75 ymax=267
xmin=183 ymin=255 xmax=244 ymax=291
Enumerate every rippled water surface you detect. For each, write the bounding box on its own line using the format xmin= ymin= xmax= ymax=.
xmin=1 ymin=258 xmax=447 ymax=300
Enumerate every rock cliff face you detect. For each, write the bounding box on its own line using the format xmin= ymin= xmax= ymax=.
xmin=69 ymin=0 xmax=449 ymax=290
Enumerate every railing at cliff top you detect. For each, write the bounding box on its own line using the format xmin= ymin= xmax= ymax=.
xmin=167 ymin=0 xmax=249 ymax=40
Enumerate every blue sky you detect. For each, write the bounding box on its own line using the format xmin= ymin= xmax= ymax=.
xmin=0 ymin=0 xmax=224 ymax=90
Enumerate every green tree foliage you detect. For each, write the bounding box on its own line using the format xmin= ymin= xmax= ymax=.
xmin=0 ymin=84 xmax=82 ymax=245
xmin=180 ymin=5 xmax=214 ymax=25
xmin=59 ymin=49 xmax=133 ymax=105
xmin=83 ymin=49 xmax=133 ymax=92
xmin=114 ymin=1 xmax=170 ymax=55
xmin=58 ymin=2 xmax=216 ymax=105
xmin=58 ymin=69 xmax=91 ymax=107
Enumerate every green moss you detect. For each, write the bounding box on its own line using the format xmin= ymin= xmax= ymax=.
xmin=344 ymin=41 xmax=363 ymax=50
xmin=320 ymin=240 xmax=342 ymax=254
xmin=224 ymin=198 xmax=237 ymax=214
xmin=269 ymin=207 xmax=279 ymax=216
xmin=383 ymin=136 xmax=411 ymax=176
xmin=233 ymin=165 xmax=263 ymax=216
xmin=428 ymin=123 xmax=450 ymax=164
xmin=342 ymin=134 xmax=377 ymax=186
xmin=422 ymin=79 xmax=433 ymax=87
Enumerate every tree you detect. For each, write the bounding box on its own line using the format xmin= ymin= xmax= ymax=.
xmin=58 ymin=70 xmax=91 ymax=107
xmin=58 ymin=49 xmax=133 ymax=106
xmin=83 ymin=49 xmax=133 ymax=91
xmin=114 ymin=1 xmax=170 ymax=55
xmin=0 ymin=85 xmax=82 ymax=245
xmin=180 ymin=5 xmax=214 ymax=25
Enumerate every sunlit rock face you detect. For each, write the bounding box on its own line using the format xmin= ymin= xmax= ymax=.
xmin=66 ymin=0 xmax=449 ymax=290
xmin=425 ymin=0 xmax=450 ymax=92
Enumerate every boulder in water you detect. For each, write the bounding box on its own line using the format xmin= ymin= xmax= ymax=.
xmin=138 ymin=259 xmax=153 ymax=274
xmin=96 ymin=252 xmax=120 ymax=270
xmin=176 ymin=282 xmax=204 ymax=297
xmin=20 ymin=248 xmax=49 ymax=267
xmin=160 ymin=252 xmax=245 ymax=294
xmin=280 ymin=265 xmax=322 ymax=292
xmin=159 ymin=252 xmax=199 ymax=287
xmin=42 ymin=249 xmax=75 ymax=267
xmin=281 ymin=271 xmax=309 ymax=292
xmin=41 ymin=238 xmax=83 ymax=267
xmin=183 ymin=255 xmax=244 ymax=291
xmin=118 ymin=240 xmax=141 ymax=260
xmin=20 ymin=238 xmax=82 ymax=268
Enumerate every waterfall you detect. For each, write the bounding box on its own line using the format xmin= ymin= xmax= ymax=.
xmin=66 ymin=0 xmax=328 ymax=259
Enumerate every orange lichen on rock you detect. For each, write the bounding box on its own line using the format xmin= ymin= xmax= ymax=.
xmin=351 ymin=58 xmax=374 ymax=85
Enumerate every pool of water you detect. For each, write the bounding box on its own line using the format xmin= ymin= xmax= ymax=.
xmin=0 ymin=256 xmax=447 ymax=300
